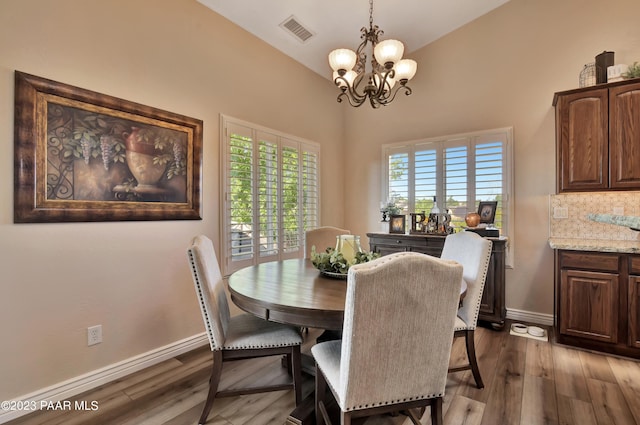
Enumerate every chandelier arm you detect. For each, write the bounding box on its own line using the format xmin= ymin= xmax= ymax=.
xmin=371 ymin=68 xmax=395 ymax=100
xmin=338 ymin=91 xmax=367 ymax=107
xmin=348 ymin=73 xmax=369 ymax=100
xmin=369 ymin=96 xmax=382 ymax=109
xmin=378 ymin=84 xmax=413 ymax=106
xmin=335 ymin=73 xmax=368 ymax=107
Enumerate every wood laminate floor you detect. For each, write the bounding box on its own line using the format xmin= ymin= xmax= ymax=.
xmin=6 ymin=322 xmax=640 ymax=425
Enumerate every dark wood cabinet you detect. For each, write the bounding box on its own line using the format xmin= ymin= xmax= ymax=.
xmin=555 ymin=88 xmax=608 ymax=191
xmin=559 ymin=269 xmax=618 ymax=343
xmin=367 ymin=232 xmax=506 ymax=329
xmin=628 ymin=256 xmax=640 ymax=349
xmin=555 ymin=250 xmax=640 ymax=359
xmin=553 ymin=79 xmax=640 ymax=192
xmin=609 ymin=82 xmax=640 ymax=188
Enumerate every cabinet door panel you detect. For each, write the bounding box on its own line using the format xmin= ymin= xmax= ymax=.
xmin=557 ymin=89 xmax=608 ymax=191
xmin=560 ymin=269 xmax=618 ymax=343
xmin=610 ymin=82 xmax=640 ymax=189
xmin=630 ymin=276 xmax=640 ymax=348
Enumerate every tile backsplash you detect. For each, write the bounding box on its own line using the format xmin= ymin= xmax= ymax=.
xmin=549 ymin=191 xmax=640 ymax=240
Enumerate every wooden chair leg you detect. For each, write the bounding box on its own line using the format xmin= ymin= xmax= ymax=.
xmin=465 ymin=329 xmax=484 ymax=389
xmin=292 ymin=346 xmax=302 ymax=405
xmin=199 ymin=351 xmax=223 ymax=425
xmin=284 ymin=352 xmax=293 ymax=375
xmin=316 ymin=366 xmax=328 ymax=425
xmin=430 ymin=397 xmax=443 ymax=425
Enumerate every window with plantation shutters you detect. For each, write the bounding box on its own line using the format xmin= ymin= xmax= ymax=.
xmin=221 ymin=116 xmax=320 ymax=275
xmin=383 ymin=127 xmax=514 ymax=266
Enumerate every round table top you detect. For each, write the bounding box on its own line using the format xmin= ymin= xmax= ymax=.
xmin=228 ymin=258 xmax=467 ymax=331
xmin=228 ymin=258 xmax=347 ymax=330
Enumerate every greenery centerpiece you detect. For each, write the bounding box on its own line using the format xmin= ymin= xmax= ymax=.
xmin=311 ymin=246 xmax=380 ymax=278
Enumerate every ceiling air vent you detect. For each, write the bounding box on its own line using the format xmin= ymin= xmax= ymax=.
xmin=279 ymin=15 xmax=315 ymax=43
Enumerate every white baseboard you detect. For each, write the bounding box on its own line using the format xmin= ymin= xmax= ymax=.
xmin=506 ymin=308 xmax=554 ymax=326
xmin=0 ymin=333 xmax=208 ymax=424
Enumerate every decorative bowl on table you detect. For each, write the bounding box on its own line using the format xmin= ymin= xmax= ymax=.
xmin=310 ymin=247 xmax=380 ymax=280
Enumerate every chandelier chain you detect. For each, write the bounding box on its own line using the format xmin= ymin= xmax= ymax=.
xmin=369 ymin=0 xmax=374 ymax=31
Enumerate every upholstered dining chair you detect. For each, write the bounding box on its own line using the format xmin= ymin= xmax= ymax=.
xmin=311 ymin=252 xmax=463 ymax=425
xmin=441 ymin=230 xmax=493 ymax=389
xmin=305 ymin=226 xmax=350 ymax=259
xmin=186 ymin=235 xmax=303 ymax=425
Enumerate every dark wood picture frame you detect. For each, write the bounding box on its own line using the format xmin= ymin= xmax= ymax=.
xmin=478 ymin=201 xmax=498 ymax=224
xmin=389 ymin=214 xmax=406 ymax=234
xmin=14 ymin=71 xmax=203 ymax=223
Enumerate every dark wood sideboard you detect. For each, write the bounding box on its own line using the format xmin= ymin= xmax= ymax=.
xmin=367 ymin=232 xmax=507 ymax=329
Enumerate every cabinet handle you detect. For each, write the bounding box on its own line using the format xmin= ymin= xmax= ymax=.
xmin=396 ymin=240 xmax=402 ymax=244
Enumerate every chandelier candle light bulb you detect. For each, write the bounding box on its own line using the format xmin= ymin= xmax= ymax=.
xmin=373 ymin=39 xmax=404 ymax=67
xmin=394 ymin=59 xmax=418 ymax=82
xmin=328 ymin=49 xmax=357 ymax=73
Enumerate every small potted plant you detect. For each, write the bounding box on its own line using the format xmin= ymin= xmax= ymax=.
xmin=623 ymin=62 xmax=640 ymax=79
xmin=380 ymin=200 xmax=401 ymax=221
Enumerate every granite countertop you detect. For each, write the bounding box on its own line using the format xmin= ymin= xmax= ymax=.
xmin=548 ymin=213 xmax=640 ymax=253
xmin=548 ymin=237 xmax=640 ymax=253
xmin=586 ymin=213 xmax=640 ymax=231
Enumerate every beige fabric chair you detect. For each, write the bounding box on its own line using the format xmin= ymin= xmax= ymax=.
xmin=305 ymin=226 xmax=350 ymax=259
xmin=441 ymin=230 xmax=493 ymax=389
xmin=187 ymin=235 xmax=302 ymax=425
xmin=311 ymin=252 xmax=463 ymax=425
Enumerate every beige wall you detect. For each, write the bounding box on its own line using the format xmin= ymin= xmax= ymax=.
xmin=343 ymin=0 xmax=640 ymax=317
xmin=0 ymin=0 xmax=344 ymax=400
xmin=2 ymin=0 xmax=640 ymax=404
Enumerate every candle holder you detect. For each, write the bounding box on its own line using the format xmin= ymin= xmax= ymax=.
xmin=335 ymin=234 xmax=362 ymax=264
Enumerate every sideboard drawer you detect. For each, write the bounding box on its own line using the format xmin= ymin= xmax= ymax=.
xmin=379 ymin=237 xmax=426 ymax=250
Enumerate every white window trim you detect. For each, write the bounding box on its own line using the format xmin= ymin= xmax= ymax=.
xmin=382 ymin=127 xmax=514 ymax=268
xmin=220 ymin=114 xmax=321 ymax=276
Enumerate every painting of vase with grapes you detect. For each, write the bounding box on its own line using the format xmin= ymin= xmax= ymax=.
xmin=46 ymin=104 xmax=187 ymax=203
xmin=14 ymin=71 xmax=202 ymax=222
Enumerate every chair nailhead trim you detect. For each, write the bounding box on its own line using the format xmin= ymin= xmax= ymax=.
xmin=344 ymin=392 xmax=444 ymax=411
xmin=188 ymin=250 xmax=218 ymax=351
xmin=223 ymin=342 xmax=301 ymax=349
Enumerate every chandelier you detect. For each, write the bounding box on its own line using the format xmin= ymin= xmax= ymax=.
xmin=328 ymin=0 xmax=417 ymax=108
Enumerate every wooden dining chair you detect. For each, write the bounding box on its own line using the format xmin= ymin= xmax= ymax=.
xmin=311 ymin=252 xmax=463 ymax=425
xmin=305 ymin=226 xmax=350 ymax=259
xmin=186 ymin=235 xmax=303 ymax=425
xmin=441 ymin=230 xmax=493 ymax=389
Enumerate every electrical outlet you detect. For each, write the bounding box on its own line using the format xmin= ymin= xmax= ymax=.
xmin=613 ymin=206 xmax=624 ymax=215
xmin=553 ymin=207 xmax=568 ymax=219
xmin=87 ymin=325 xmax=102 ymax=346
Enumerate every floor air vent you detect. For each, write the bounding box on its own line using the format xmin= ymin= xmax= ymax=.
xmin=280 ymin=15 xmax=315 ymax=43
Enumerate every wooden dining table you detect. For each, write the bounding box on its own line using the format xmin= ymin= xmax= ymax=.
xmin=228 ymin=258 xmax=348 ymax=331
xmin=227 ymin=257 xmax=467 ymax=425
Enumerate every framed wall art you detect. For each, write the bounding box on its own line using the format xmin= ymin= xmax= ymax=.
xmin=478 ymin=201 xmax=498 ymax=224
xmin=389 ymin=214 xmax=406 ymax=234
xmin=14 ymin=71 xmax=203 ymax=222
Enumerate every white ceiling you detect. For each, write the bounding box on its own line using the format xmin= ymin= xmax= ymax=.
xmin=197 ymin=0 xmax=511 ymax=79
